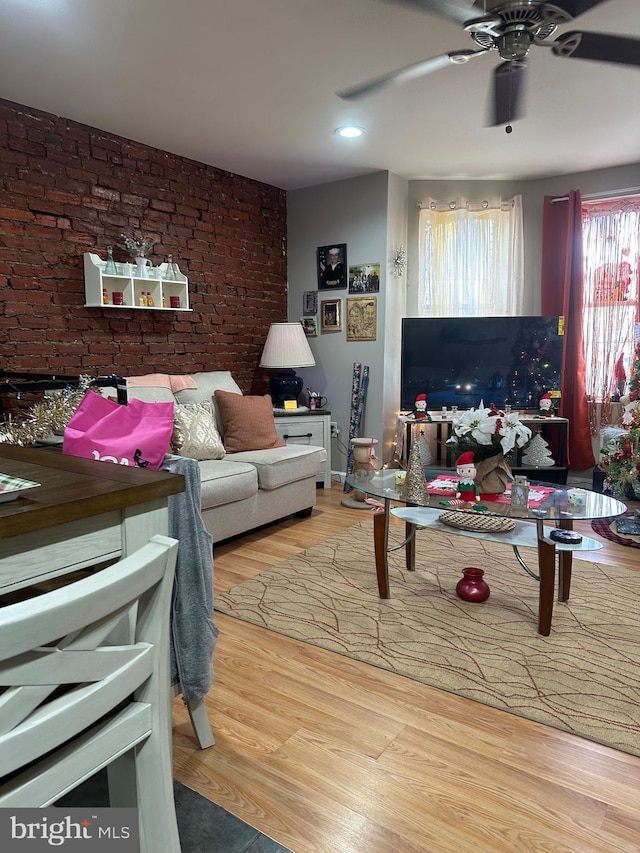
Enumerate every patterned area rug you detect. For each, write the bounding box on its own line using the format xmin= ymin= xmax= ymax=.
xmin=217 ymin=519 xmax=640 ymax=756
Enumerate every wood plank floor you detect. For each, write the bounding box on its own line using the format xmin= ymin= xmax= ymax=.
xmin=172 ymin=484 xmax=640 ymax=853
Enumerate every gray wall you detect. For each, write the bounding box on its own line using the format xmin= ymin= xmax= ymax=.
xmin=288 ymin=161 xmax=639 ymax=473
xmin=287 ymin=171 xmax=408 ymax=475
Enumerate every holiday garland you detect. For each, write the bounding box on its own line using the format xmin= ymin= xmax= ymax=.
xmin=0 ymin=377 xmax=94 ymax=446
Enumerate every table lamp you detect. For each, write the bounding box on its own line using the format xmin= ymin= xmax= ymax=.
xmin=260 ymin=322 xmax=316 ymax=407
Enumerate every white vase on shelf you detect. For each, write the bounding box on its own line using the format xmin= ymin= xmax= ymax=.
xmin=135 ymin=257 xmax=150 ymax=278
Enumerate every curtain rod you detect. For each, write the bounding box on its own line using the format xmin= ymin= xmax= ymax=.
xmin=549 ymin=186 xmax=640 ymax=205
xmin=416 ymin=198 xmax=515 ymax=209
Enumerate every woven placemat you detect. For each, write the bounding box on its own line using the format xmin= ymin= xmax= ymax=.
xmin=439 ymin=510 xmax=516 ymax=533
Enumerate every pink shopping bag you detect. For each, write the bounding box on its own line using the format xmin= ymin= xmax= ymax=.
xmin=63 ymin=390 xmax=174 ymax=469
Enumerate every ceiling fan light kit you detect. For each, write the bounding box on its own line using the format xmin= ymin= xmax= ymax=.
xmin=338 ymin=1 xmax=640 ymax=126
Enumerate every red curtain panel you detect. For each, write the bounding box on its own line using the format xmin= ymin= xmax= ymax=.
xmin=541 ymin=190 xmax=595 ymax=470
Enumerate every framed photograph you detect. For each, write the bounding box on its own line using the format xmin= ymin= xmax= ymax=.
xmin=348 ymin=262 xmax=381 ymax=294
xmin=317 ymin=243 xmax=347 ymax=290
xmin=303 ymin=291 xmax=318 ymax=314
xmin=300 ymin=316 xmax=318 ymax=337
xmin=346 ymin=296 xmax=377 ymax=341
xmin=320 ymin=299 xmax=342 ymax=333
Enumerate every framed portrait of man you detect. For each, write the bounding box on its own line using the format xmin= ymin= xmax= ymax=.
xmin=317 ymin=243 xmax=347 ymax=290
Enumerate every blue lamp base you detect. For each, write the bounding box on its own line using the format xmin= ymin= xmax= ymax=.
xmin=269 ymin=369 xmax=303 ymax=407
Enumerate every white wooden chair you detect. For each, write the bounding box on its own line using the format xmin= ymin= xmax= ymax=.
xmin=0 ymin=534 xmax=181 ymax=853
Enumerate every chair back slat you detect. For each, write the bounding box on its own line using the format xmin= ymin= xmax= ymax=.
xmin=1 ymin=645 xmax=153 ymax=776
xmin=0 ymin=535 xmax=181 ymax=852
xmin=0 ymin=542 xmax=171 ymax=658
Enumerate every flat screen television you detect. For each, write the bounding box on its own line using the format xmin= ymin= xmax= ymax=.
xmin=401 ymin=316 xmax=564 ymax=411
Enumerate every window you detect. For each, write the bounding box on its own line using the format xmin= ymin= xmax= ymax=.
xmin=582 ymin=197 xmax=640 ymax=403
xmin=418 ymin=196 xmax=524 ymax=317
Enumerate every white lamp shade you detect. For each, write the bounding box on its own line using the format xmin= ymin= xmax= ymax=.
xmin=259 ymin=323 xmax=316 ymax=369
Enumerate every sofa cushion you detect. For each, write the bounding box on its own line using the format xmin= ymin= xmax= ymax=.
xmin=198 ymin=459 xmax=258 ymax=509
xmin=214 ymin=391 xmax=286 ymax=453
xmin=172 ymin=402 xmax=225 ymax=461
xmin=125 ymin=385 xmax=176 ymax=404
xmin=175 ymin=371 xmax=242 ymax=402
xmin=174 ymin=372 xmax=243 ymax=426
xmin=228 ymin=444 xmax=326 ymax=490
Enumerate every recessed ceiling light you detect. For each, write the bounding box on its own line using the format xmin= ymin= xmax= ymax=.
xmin=335 ymin=126 xmax=364 ymax=138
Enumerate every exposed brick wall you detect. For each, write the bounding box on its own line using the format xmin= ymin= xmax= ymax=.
xmin=0 ymin=98 xmax=287 ymax=394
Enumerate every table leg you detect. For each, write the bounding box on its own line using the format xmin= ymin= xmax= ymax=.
xmin=405 ymin=521 xmax=416 ymax=571
xmin=557 ymin=519 xmax=573 ymax=602
xmin=537 ymin=524 xmax=556 ymax=637
xmin=373 ymin=506 xmax=391 ymax=599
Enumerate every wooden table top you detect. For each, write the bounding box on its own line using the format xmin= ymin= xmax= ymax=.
xmin=0 ymin=445 xmax=184 ymax=539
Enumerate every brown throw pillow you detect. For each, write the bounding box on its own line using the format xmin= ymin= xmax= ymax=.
xmin=214 ymin=391 xmax=286 ymax=453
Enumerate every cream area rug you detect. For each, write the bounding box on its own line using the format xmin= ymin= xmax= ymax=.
xmin=216 ymin=519 xmax=640 ymax=756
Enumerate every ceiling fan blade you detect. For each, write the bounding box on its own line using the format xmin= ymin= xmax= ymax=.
xmin=383 ymin=0 xmax=487 ymax=27
xmin=338 ymin=50 xmax=485 ymax=100
xmin=552 ymin=31 xmax=640 ymax=66
xmin=542 ymin=1 xmax=609 ymax=19
xmin=490 ymin=61 xmax=527 ymax=126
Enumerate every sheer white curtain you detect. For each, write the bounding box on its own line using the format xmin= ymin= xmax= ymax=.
xmin=582 ymin=197 xmax=639 ymax=409
xmin=418 ymin=196 xmax=524 ymax=317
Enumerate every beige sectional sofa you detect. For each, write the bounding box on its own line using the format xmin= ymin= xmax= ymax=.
xmin=122 ymin=371 xmax=327 ymax=543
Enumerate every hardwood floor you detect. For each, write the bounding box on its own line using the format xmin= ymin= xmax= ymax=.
xmin=172 ymin=484 xmax=640 ymax=853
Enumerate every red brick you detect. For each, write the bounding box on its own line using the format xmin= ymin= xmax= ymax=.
xmin=0 ymin=97 xmax=286 ymax=380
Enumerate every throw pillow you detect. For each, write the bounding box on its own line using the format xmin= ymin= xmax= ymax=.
xmin=172 ymin=402 xmax=225 ymax=461
xmin=214 ymin=391 xmax=286 ymax=453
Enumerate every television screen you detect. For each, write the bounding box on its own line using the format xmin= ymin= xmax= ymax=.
xmin=401 ymin=316 xmax=564 ymax=411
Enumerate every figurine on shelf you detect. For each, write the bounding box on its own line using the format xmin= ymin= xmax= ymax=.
xmin=412 ymin=393 xmax=432 ymax=421
xmin=455 ymin=451 xmax=480 ymax=502
xmin=536 ymin=392 xmax=555 ymax=418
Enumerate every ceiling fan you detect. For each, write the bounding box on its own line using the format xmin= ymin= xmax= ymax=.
xmin=338 ymin=1 xmax=640 ymax=127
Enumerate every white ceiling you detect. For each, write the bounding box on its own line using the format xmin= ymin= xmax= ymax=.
xmin=1 ymin=0 xmax=639 ymax=190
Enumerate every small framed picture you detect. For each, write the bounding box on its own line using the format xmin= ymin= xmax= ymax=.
xmin=346 ymin=296 xmax=377 ymax=341
xmin=349 ymin=263 xmax=380 ymax=294
xmin=301 ymin=316 xmax=318 ymax=337
xmin=303 ymin=291 xmax=318 ymax=314
xmin=317 ymin=243 xmax=347 ymax=290
xmin=510 ymin=476 xmax=530 ymax=510
xmin=320 ymin=299 xmax=342 ymax=333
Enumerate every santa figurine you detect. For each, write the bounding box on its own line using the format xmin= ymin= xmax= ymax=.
xmin=412 ymin=393 xmax=432 ymax=421
xmin=536 ymin=392 xmax=555 ymax=418
xmin=455 ymin=451 xmax=480 ymax=502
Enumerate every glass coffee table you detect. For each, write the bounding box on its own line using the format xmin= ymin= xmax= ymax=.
xmin=346 ymin=469 xmax=626 ymax=636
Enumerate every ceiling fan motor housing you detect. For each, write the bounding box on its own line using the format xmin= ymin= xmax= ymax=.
xmin=468 ymin=2 xmax=559 ymax=60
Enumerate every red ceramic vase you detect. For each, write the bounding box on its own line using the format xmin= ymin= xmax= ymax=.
xmin=456 ymin=567 xmax=490 ymax=603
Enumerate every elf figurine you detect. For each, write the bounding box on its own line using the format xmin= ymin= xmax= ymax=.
xmin=536 ymin=392 xmax=555 ymax=418
xmin=455 ymin=451 xmax=480 ymax=502
xmin=412 ymin=393 xmax=432 ymax=421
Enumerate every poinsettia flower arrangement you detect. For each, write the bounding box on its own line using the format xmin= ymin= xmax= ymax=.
xmin=447 ymin=402 xmax=532 ymax=462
